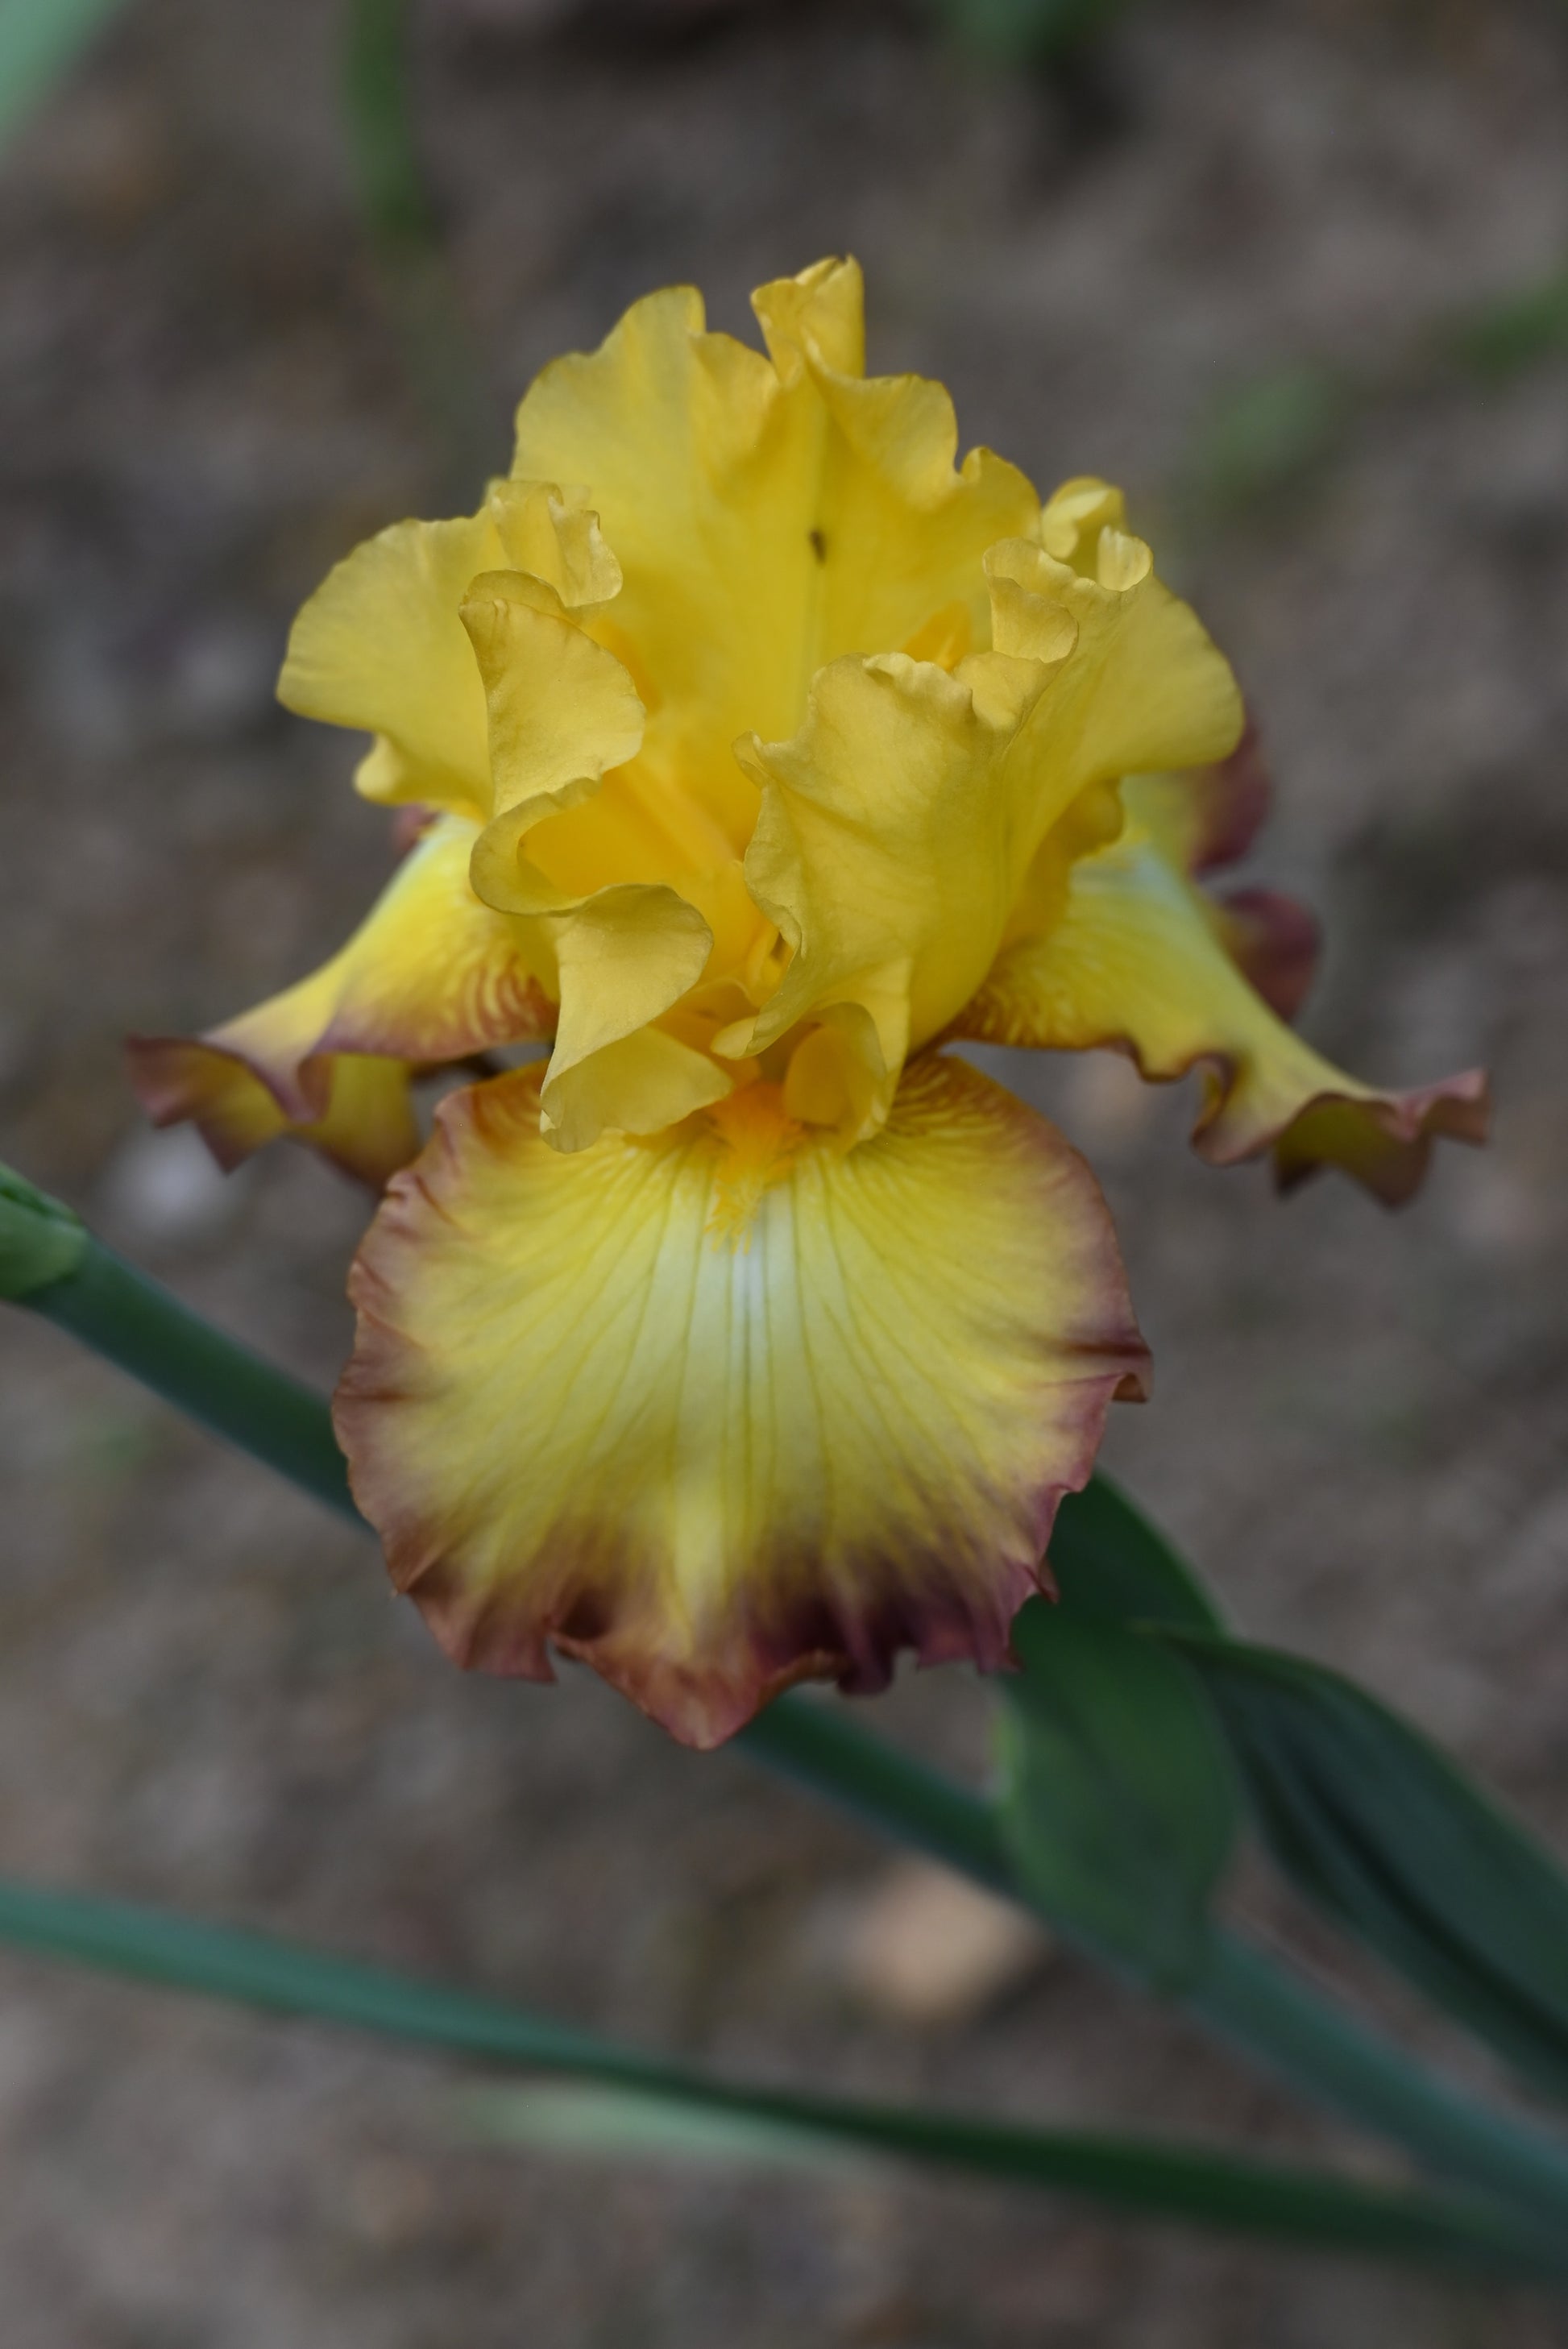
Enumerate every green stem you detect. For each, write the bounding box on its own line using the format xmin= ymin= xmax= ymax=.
xmin=33 ymin=1239 xmax=359 ymax=1525
xmin=736 ymin=1693 xmax=1014 ymax=1890
xmin=0 ymin=1874 xmax=1557 ymax=2277
xmin=8 ymin=1188 xmax=1568 ymax=2232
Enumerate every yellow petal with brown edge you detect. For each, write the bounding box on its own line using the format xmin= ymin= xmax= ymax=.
xmin=956 ymin=820 xmax=1487 ymax=1204
xmin=127 ymin=1040 xmax=420 ymax=1189
xmin=334 ymin=1053 xmax=1150 ymax=1749
xmin=509 ymin=262 xmax=1038 ymax=841
xmin=279 ymin=482 xmax=620 ymax=816
xmin=127 ymin=814 xmax=550 ymax=1180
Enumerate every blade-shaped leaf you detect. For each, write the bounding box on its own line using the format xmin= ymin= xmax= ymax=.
xmin=998 ymin=1602 xmax=1242 ymax=1987
xmin=1172 ymin=1637 xmax=1568 ymax=2103
xmin=462 ymin=2081 xmax=871 ymax=2173
xmin=0 ymin=1872 xmax=1555 ymax=2275
xmin=1049 ymin=1474 xmax=1226 ymax=1632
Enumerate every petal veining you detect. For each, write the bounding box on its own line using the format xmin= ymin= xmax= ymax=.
xmin=335 ymin=1052 xmax=1149 ymax=1748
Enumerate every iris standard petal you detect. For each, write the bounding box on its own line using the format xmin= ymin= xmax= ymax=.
xmin=728 ymin=518 xmax=1245 ymax=1133
xmin=456 ymin=575 xmax=731 ymax=1149
xmin=127 ymin=814 xmax=550 ymax=1180
xmin=957 ymin=816 xmax=1487 ymax=1202
xmin=987 ymin=518 xmax=1244 ymax=857
xmin=735 ymin=653 xmax=1028 ymax=1121
xmin=510 ymin=257 xmax=1039 ymax=826
xmin=278 ymin=481 xmax=620 ymax=815
xmin=334 ymin=1052 xmax=1149 ymax=1749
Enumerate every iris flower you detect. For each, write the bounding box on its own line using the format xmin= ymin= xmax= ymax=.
xmin=131 ymin=261 xmax=1486 ymax=1746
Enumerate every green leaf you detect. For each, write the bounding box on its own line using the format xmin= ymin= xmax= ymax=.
xmin=0 ymin=0 xmax=130 ymax=151
xmin=461 ymin=2081 xmax=868 ymax=2173
xmin=998 ymin=1602 xmax=1242 ymax=1987
xmin=11 ymin=1157 xmax=1568 ymax=2227
xmin=1173 ymin=1637 xmax=1568 ymax=2103
xmin=1049 ymin=1473 xmax=1225 ymax=1632
xmin=0 ymin=1162 xmax=87 ymax=1300
xmin=0 ymin=1872 xmax=1557 ymax=2276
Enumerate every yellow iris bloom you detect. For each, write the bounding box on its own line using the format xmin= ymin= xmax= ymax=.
xmin=128 ymin=260 xmax=1487 ymax=1746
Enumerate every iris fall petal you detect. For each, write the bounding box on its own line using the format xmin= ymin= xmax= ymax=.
xmin=127 ymin=813 xmax=550 ymax=1181
xmin=958 ymin=803 xmax=1487 ymax=1202
xmin=335 ymin=1054 xmax=1149 ymax=1748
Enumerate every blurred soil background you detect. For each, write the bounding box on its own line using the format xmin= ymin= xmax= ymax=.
xmin=2 ymin=0 xmax=1568 ymax=2341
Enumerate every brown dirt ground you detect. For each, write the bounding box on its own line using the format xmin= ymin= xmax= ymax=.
xmin=3 ymin=0 xmax=1568 ymax=2342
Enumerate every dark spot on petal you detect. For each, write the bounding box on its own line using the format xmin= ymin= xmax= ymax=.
xmin=808 ymin=528 xmax=827 ymax=562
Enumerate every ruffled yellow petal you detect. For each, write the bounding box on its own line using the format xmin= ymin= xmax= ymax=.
xmin=454 ymin=571 xmax=728 ymax=1150
xmin=957 ymin=811 xmax=1487 ymax=1203
xmin=725 ymin=511 xmax=1243 ymax=1138
xmin=460 ymin=571 xmax=646 ymax=887
xmin=751 ymin=259 xmax=1041 ymax=676
xmin=509 ymin=258 xmax=1039 ymax=849
xmin=278 ymin=481 xmax=620 ymax=815
xmin=334 ymin=1053 xmax=1149 ymax=1749
xmin=127 ymin=814 xmax=550 ymax=1180
xmin=734 ymin=653 xmax=1032 ymax=1131
xmin=538 ymin=886 xmax=727 ymax=1149
xmin=986 ymin=507 xmax=1243 ymax=857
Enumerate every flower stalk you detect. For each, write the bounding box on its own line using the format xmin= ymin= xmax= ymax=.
xmin=8 ymin=1159 xmax=1568 ymax=2239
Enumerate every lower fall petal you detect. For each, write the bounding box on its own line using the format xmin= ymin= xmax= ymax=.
xmin=127 ymin=814 xmax=550 ymax=1178
xmin=335 ymin=1053 xmax=1150 ymax=1748
xmin=957 ymin=826 xmax=1487 ymax=1204
xmin=127 ymin=1040 xmax=419 ymax=1187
